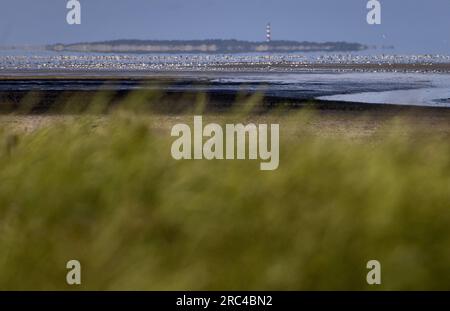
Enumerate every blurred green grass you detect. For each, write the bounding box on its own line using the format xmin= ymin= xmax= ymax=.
xmin=0 ymin=107 xmax=449 ymax=290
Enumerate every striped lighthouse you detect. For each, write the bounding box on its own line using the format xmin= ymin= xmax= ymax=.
xmin=266 ymin=23 xmax=272 ymax=43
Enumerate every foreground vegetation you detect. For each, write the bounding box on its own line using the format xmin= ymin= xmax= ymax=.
xmin=0 ymin=107 xmax=449 ymax=290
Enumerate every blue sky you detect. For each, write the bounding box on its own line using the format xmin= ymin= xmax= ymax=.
xmin=1 ymin=0 xmax=449 ymax=53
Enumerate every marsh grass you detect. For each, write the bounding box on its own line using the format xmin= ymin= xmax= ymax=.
xmin=0 ymin=91 xmax=449 ymax=290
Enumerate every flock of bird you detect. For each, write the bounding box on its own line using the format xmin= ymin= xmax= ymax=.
xmin=1 ymin=52 xmax=450 ymax=72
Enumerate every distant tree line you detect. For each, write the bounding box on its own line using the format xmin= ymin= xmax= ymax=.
xmin=48 ymin=39 xmax=367 ymax=53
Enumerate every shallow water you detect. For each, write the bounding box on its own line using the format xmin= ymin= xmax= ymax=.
xmin=1 ymin=50 xmax=450 ymax=107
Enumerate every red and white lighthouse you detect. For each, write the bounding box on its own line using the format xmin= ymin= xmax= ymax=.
xmin=266 ymin=23 xmax=272 ymax=43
